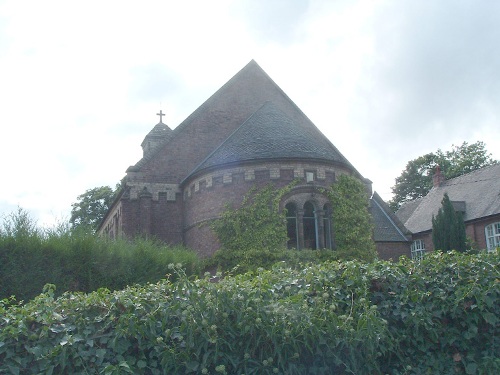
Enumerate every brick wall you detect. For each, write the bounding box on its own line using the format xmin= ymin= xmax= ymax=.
xmin=376 ymin=241 xmax=411 ymax=261
xmin=466 ymin=215 xmax=500 ymax=250
xmin=182 ymin=161 xmax=351 ymax=256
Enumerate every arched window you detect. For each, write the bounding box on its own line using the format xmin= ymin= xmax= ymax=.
xmin=286 ymin=202 xmax=298 ymax=249
xmin=411 ymin=240 xmax=426 ymax=260
xmin=323 ymin=203 xmax=333 ymax=249
xmin=485 ymin=222 xmax=500 ymax=252
xmin=303 ymin=201 xmax=317 ymax=249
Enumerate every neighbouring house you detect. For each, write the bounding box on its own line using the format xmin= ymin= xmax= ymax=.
xmin=370 ymin=192 xmax=412 ymax=260
xmin=396 ymin=163 xmax=500 ymax=259
xmin=98 ymin=60 xmax=410 ymax=259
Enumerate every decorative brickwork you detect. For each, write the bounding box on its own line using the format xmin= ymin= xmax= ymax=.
xmin=126 ymin=182 xmax=180 ymax=201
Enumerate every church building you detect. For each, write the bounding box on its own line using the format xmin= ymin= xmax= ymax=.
xmin=98 ymin=60 xmax=410 ymax=259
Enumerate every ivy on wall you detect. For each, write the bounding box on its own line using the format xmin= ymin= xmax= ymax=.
xmin=324 ymin=174 xmax=378 ymax=262
xmin=210 ymin=183 xmax=293 ymax=272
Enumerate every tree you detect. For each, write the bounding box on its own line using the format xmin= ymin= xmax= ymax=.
xmin=325 ymin=174 xmax=377 ymax=262
xmin=70 ymin=185 xmax=119 ymax=233
xmin=432 ymin=193 xmax=466 ymax=252
xmin=390 ymin=141 xmax=497 ymax=210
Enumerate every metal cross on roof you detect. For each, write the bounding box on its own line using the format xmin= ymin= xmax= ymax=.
xmin=157 ymin=110 xmax=165 ymax=123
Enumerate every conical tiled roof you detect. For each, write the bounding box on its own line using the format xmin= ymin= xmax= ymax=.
xmin=189 ymin=101 xmax=353 ymax=177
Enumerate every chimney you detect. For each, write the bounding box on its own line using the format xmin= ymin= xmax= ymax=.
xmin=432 ymin=165 xmax=445 ymax=187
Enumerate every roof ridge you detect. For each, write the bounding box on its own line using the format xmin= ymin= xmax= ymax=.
xmin=444 ymin=162 xmax=500 ymax=185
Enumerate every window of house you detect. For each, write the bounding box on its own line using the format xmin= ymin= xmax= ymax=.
xmin=323 ymin=203 xmax=333 ymax=249
xmin=303 ymin=201 xmax=317 ymax=249
xmin=411 ymin=239 xmax=426 ymax=260
xmin=485 ymin=222 xmax=500 ymax=252
xmin=286 ymin=202 xmax=298 ymax=249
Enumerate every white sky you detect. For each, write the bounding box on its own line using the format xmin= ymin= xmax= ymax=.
xmin=1 ymin=0 xmax=499 ymax=227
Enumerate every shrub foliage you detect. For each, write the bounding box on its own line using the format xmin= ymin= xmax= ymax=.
xmin=0 ymin=209 xmax=200 ymax=301
xmin=1 ymin=251 xmax=498 ymax=374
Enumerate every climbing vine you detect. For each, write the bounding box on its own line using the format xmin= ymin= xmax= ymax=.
xmin=325 ymin=174 xmax=377 ymax=262
xmin=210 ymin=183 xmax=294 ymax=272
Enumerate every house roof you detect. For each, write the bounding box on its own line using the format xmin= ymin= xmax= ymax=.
xmin=397 ymin=163 xmax=500 ymax=233
xmin=394 ymin=197 xmax=422 ymax=224
xmin=188 ymin=101 xmax=354 ymax=179
xmin=370 ymin=192 xmax=411 ymax=242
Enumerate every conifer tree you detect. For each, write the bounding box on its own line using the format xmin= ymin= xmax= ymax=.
xmin=432 ymin=193 xmax=466 ymax=252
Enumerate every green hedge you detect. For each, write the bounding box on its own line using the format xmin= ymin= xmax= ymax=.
xmin=0 ymin=211 xmax=200 ymax=301
xmin=1 ymin=251 xmax=498 ymax=374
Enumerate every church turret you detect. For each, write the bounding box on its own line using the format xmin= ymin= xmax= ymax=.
xmin=141 ymin=110 xmax=173 ymax=157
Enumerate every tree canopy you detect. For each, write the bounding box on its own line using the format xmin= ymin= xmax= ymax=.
xmin=432 ymin=193 xmax=466 ymax=252
xmin=390 ymin=141 xmax=497 ymax=210
xmin=70 ymin=185 xmax=119 ymax=233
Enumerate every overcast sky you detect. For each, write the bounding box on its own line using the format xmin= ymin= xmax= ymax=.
xmin=1 ymin=0 xmax=499 ymax=227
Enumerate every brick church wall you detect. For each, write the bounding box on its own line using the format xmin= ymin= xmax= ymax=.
xmin=113 ymin=184 xmax=184 ymax=246
xmin=183 ymin=161 xmax=351 ymax=257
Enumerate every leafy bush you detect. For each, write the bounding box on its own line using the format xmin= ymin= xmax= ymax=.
xmin=1 ymin=251 xmax=498 ymax=374
xmin=0 ymin=209 xmax=201 ymax=301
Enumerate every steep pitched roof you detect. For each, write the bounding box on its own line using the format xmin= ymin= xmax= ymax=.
xmin=370 ymin=192 xmax=411 ymax=242
xmin=127 ymin=60 xmax=359 ymax=183
xmin=188 ymin=101 xmax=354 ymax=178
xmin=398 ymin=163 xmax=500 ymax=233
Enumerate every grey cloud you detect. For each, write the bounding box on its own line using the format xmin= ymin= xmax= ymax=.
xmin=129 ymin=64 xmax=181 ymax=102
xmin=231 ymin=0 xmax=310 ymax=44
xmin=356 ymin=1 xmax=500 ymax=160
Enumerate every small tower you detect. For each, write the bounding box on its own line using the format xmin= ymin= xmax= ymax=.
xmin=141 ymin=110 xmax=173 ymax=157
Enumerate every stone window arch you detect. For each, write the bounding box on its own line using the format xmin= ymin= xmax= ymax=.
xmin=283 ymin=192 xmax=332 ymax=250
xmin=303 ymin=201 xmax=318 ymax=249
xmin=286 ymin=202 xmax=299 ymax=249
